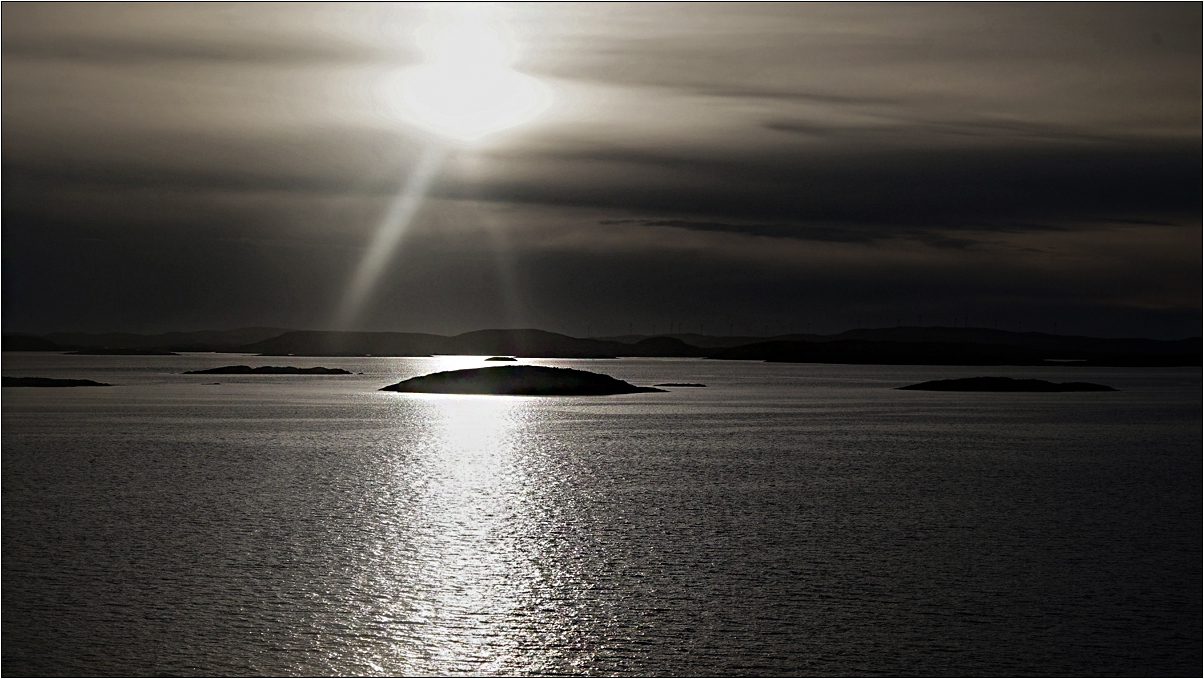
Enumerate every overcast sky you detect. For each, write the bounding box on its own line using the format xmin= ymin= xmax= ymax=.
xmin=3 ymin=2 xmax=1200 ymax=338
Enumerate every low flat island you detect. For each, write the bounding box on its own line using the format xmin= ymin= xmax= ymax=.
xmin=3 ymin=377 xmax=112 ymax=387
xmin=184 ymin=366 xmax=352 ymax=375
xmin=381 ymin=365 xmax=665 ymax=395
xmin=897 ymin=376 xmax=1117 ymax=392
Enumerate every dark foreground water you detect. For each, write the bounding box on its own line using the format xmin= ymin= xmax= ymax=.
xmin=3 ymin=354 xmax=1200 ymax=676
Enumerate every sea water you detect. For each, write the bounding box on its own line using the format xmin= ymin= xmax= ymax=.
xmin=2 ymin=354 xmax=1200 ymax=676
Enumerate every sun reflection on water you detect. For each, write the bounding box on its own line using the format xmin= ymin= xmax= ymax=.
xmin=373 ymin=393 xmax=560 ymax=674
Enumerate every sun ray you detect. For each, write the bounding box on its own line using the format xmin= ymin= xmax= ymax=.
xmin=334 ymin=143 xmax=447 ymax=330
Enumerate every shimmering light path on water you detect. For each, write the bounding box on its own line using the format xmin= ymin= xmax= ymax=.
xmin=3 ymin=356 xmax=1200 ymax=675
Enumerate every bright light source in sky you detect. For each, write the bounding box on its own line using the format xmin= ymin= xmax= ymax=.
xmin=400 ymin=10 xmax=550 ymax=141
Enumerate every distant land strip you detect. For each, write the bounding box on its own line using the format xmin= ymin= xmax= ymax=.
xmin=3 ymin=377 xmax=112 ymax=387
xmin=66 ymin=348 xmax=179 ymax=356
xmin=183 ymin=366 xmax=352 ymax=375
xmin=3 ymin=327 xmax=1199 ymax=367
xmin=897 ymin=377 xmax=1117 ymax=392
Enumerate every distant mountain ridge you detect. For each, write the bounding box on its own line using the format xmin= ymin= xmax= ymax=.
xmin=3 ymin=326 xmax=1199 ymax=366
xmin=39 ymin=327 xmax=294 ymax=351
xmin=708 ymin=338 xmax=1197 ymax=367
xmin=241 ymin=330 xmax=448 ymax=357
xmin=601 ymin=326 xmax=1200 ymax=356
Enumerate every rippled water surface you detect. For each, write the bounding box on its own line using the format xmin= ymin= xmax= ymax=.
xmin=3 ymin=354 xmax=1200 ymax=676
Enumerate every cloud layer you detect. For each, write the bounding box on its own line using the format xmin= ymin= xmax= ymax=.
xmin=3 ymin=3 xmax=1199 ymax=337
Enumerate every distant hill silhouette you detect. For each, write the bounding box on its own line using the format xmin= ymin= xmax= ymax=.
xmin=830 ymin=326 xmax=1198 ymax=358
xmin=39 ymin=327 xmax=293 ymax=352
xmin=443 ymin=329 xmax=618 ymax=358
xmin=619 ymin=336 xmax=709 ymax=357
xmin=709 ymin=336 xmax=1199 ymax=366
xmin=3 ymin=377 xmax=112 ymax=387
xmin=597 ymin=332 xmax=819 ymax=349
xmin=6 ymin=325 xmax=1199 ymax=366
xmin=2 ymin=334 xmax=64 ymax=351
xmin=240 ymin=331 xmax=447 ymax=356
xmin=710 ymin=339 xmax=1050 ymax=365
xmin=603 ymin=326 xmax=1199 ymax=357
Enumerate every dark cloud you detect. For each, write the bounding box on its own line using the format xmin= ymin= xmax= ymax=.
xmin=687 ymin=87 xmax=903 ymax=107
xmin=599 ymin=219 xmax=877 ymax=243
xmin=466 ymin=139 xmax=1200 ymax=230
xmin=596 ymin=218 xmax=1060 ymax=252
xmin=9 ymin=133 xmax=1196 ymax=233
xmin=763 ymin=118 xmax=1148 ymax=145
xmin=1099 ymin=217 xmax=1183 ymax=227
xmin=1 ymin=3 xmax=417 ymax=65
xmin=1 ymin=126 xmax=427 ymax=197
xmin=1 ymin=33 xmax=399 ymax=65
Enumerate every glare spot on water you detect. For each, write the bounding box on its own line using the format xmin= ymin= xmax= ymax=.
xmin=431 ymin=394 xmax=524 ymax=459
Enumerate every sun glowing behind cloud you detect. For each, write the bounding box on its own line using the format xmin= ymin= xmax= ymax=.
xmin=334 ymin=7 xmax=552 ymax=330
xmin=399 ymin=8 xmax=551 ymax=142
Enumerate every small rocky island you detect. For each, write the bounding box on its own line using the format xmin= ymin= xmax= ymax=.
xmin=485 ymin=356 xmax=518 ymax=361
xmin=3 ymin=377 xmax=112 ymax=387
xmin=184 ymin=366 xmax=352 ymax=375
xmin=897 ymin=376 xmax=1117 ymax=392
xmin=381 ymin=365 xmax=665 ymax=395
